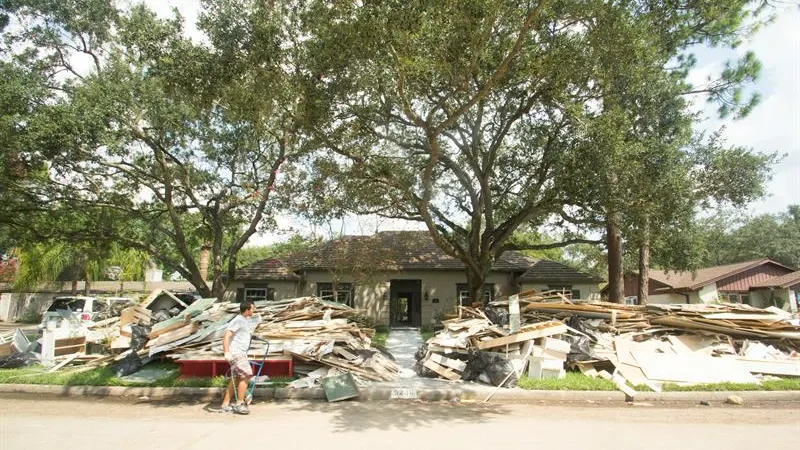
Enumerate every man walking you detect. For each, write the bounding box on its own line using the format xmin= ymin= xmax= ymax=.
xmin=220 ymin=300 xmax=261 ymax=415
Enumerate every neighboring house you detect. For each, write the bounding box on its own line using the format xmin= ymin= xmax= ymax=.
xmin=230 ymin=231 xmax=603 ymax=327
xmin=749 ymin=270 xmax=800 ymax=312
xmin=619 ymin=258 xmax=798 ymax=309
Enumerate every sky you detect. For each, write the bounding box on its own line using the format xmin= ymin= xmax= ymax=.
xmin=144 ymin=1 xmax=799 ymax=244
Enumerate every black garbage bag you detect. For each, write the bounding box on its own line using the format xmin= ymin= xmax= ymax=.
xmin=564 ymin=334 xmax=595 ymax=362
xmin=415 ymin=359 xmax=438 ymax=378
xmin=462 ymin=350 xmax=518 ymax=388
xmin=563 ymin=316 xmax=596 ymax=361
xmin=414 ymin=344 xmax=428 ymax=362
xmin=111 ymin=351 xmax=142 ymax=377
xmin=130 ymin=324 xmax=151 ymax=351
xmin=151 ymin=310 xmax=171 ymax=323
xmin=567 ymin=315 xmax=585 ymax=333
xmin=483 ymin=306 xmax=509 ymax=326
xmin=0 ymin=351 xmax=38 ymax=369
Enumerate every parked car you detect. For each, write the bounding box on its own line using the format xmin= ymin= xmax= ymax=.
xmin=38 ymin=296 xmax=135 ymax=333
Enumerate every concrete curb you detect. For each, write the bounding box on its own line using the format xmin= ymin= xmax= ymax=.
xmin=1 ymin=383 xmax=799 ymax=403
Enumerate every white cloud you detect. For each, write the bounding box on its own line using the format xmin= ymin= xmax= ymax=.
xmin=688 ymin=6 xmax=800 ymax=217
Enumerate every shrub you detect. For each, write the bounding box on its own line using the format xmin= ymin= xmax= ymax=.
xmin=19 ymin=307 xmax=42 ymax=324
xmin=349 ymin=314 xmax=376 ymax=330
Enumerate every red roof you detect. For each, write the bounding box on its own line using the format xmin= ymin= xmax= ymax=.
xmin=648 ymin=259 xmax=796 ymax=291
xmin=750 ymin=271 xmax=800 ymax=289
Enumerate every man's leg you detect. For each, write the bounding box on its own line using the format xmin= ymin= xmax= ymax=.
xmin=236 ymin=376 xmax=251 ymax=403
xmin=222 ymin=379 xmax=234 ymax=407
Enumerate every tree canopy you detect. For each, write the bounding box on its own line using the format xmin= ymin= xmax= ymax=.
xmin=296 ymin=0 xmax=778 ymax=301
xmin=1 ymin=0 xmax=321 ymax=297
xmin=0 ymin=0 xmax=783 ymax=303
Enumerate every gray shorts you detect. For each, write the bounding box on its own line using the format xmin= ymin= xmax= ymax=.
xmin=230 ymin=354 xmax=252 ymax=378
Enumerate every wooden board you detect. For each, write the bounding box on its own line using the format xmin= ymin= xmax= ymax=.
xmin=146 ymin=323 xmax=200 ymax=348
xmin=148 ymin=314 xmax=192 ymax=339
xmin=475 ymin=322 xmax=567 ymax=350
xmin=423 ymin=359 xmax=461 ymax=381
xmin=427 ymin=353 xmax=467 ymax=372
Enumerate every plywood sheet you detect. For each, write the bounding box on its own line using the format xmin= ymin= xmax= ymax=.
xmin=632 ymin=351 xmax=758 ymax=384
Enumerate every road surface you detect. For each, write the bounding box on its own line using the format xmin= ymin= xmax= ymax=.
xmin=1 ymin=395 xmax=797 ymax=450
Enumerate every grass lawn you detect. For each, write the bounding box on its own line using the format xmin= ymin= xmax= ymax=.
xmin=372 ymin=330 xmax=389 ymax=348
xmin=517 ymin=372 xmax=800 ymax=391
xmin=0 ymin=361 xmax=294 ymax=388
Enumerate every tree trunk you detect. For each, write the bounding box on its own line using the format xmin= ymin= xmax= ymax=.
xmin=637 ymin=218 xmax=650 ymax=306
xmin=199 ymin=244 xmax=211 ymax=282
xmin=70 ymin=278 xmax=78 ymax=295
xmin=606 ymin=212 xmax=624 ymax=303
xmin=466 ymin=268 xmax=488 ymax=307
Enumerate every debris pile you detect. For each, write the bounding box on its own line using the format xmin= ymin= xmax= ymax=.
xmin=4 ymin=293 xmax=397 ymax=388
xmin=164 ymin=296 xmax=399 ymax=383
xmin=415 ymin=306 xmax=570 ymax=387
xmin=415 ymin=291 xmax=800 ymax=395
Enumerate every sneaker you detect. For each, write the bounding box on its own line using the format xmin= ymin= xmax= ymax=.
xmin=232 ymin=403 xmax=250 ymax=415
xmin=218 ymin=405 xmax=233 ymax=414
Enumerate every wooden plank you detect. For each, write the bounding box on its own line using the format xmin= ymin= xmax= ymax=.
xmin=427 ymin=353 xmax=467 ymax=372
xmin=333 ymin=347 xmax=359 ymax=361
xmin=146 ymin=323 xmax=200 ymax=348
xmin=423 ymin=358 xmax=461 ymax=381
xmin=475 ymin=322 xmax=567 ymax=350
xmin=47 ymin=352 xmax=83 ymax=373
xmin=147 ymin=314 xmax=192 ymax=339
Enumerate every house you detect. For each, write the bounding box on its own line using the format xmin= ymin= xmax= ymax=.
xmin=230 ymin=231 xmax=603 ymax=327
xmin=620 ymin=258 xmax=798 ymax=309
xmin=749 ymin=270 xmax=800 ymax=312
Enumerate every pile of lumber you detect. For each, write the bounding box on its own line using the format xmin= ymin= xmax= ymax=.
xmin=163 ymin=296 xmax=399 ymax=382
xmin=29 ymin=295 xmax=397 ymax=383
xmin=416 ymin=294 xmax=800 ymax=393
xmin=416 ymin=307 xmax=569 ymax=385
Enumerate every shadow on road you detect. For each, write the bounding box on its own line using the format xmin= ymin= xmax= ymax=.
xmin=280 ymin=399 xmax=511 ymax=432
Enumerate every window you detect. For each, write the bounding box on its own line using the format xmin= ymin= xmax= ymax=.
xmin=244 ymin=287 xmax=274 ymax=302
xmin=456 ymin=284 xmax=494 ymax=305
xmin=720 ymin=292 xmax=748 ymax=304
xmin=317 ymin=282 xmax=353 ymax=307
xmin=47 ymin=298 xmax=87 ymax=313
xmin=548 ymin=285 xmax=580 ymax=300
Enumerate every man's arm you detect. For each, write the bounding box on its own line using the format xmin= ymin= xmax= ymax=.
xmin=223 ymin=329 xmax=234 ymax=360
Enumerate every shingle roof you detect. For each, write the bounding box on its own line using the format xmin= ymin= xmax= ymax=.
xmin=750 ymin=270 xmax=800 ymax=289
xmin=648 ymin=259 xmax=794 ymax=290
xmin=235 ymin=231 xmax=600 ymax=281
xmin=519 ymin=259 xmax=604 ymax=284
xmin=235 ymin=258 xmax=301 ymax=281
xmin=282 ymin=231 xmax=536 ymax=271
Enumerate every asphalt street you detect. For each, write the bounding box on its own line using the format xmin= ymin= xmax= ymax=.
xmin=1 ymin=395 xmax=797 ymax=450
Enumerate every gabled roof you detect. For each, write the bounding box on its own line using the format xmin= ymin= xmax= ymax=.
xmin=648 ymin=259 xmax=796 ymax=291
xmin=235 ymin=231 xmax=600 ymax=282
xmin=235 ymin=258 xmax=301 ymax=281
xmin=750 ymin=270 xmax=800 ymax=289
xmin=519 ymin=259 xmax=604 ymax=284
xmin=282 ymin=231 xmax=536 ymax=271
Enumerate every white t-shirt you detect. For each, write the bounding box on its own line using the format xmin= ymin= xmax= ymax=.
xmin=226 ymin=314 xmax=261 ymax=356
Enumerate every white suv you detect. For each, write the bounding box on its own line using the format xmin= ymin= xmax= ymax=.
xmin=38 ymin=296 xmax=134 ymax=332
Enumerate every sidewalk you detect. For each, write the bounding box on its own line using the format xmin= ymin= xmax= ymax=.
xmin=2 ymin=381 xmax=799 ymax=404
